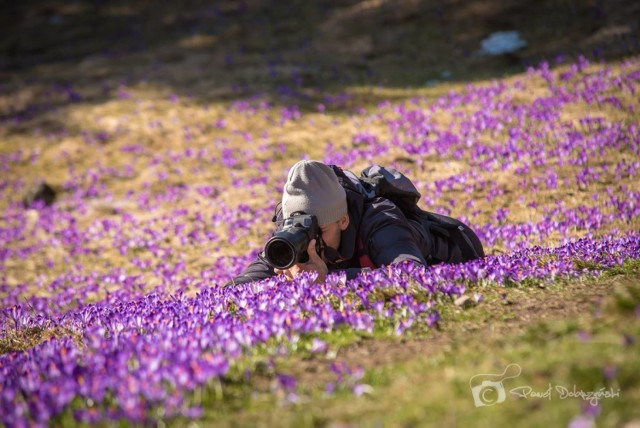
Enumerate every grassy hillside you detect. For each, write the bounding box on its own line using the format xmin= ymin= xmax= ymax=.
xmin=1 ymin=1 xmax=640 ymax=426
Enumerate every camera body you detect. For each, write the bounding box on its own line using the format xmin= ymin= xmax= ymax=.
xmin=264 ymin=214 xmax=322 ymax=270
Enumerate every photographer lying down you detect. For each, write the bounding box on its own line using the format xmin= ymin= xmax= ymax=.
xmin=227 ymin=160 xmax=485 ymax=286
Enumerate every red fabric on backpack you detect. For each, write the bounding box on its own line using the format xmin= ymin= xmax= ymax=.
xmin=357 ymin=237 xmax=376 ymax=269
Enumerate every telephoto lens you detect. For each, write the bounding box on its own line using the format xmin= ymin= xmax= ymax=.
xmin=264 ymin=214 xmax=321 ymax=269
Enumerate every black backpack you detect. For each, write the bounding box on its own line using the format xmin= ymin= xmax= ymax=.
xmin=332 ymin=164 xmax=485 ymax=265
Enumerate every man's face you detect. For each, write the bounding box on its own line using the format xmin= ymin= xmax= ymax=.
xmin=319 ymin=213 xmax=350 ymax=261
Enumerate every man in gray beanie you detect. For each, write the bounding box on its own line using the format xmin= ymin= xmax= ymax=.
xmin=274 ymin=160 xmax=351 ymax=283
xmin=227 ymin=160 xmax=484 ymax=285
xmin=282 ymin=160 xmax=348 ymax=228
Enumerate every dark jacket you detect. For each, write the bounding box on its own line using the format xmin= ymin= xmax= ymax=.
xmin=227 ymin=171 xmax=433 ymax=285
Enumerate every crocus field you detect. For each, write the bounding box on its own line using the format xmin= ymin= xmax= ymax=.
xmin=2 ymin=2 xmax=640 ymax=427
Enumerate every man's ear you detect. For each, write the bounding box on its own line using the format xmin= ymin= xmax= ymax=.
xmin=339 ymin=213 xmax=350 ymax=231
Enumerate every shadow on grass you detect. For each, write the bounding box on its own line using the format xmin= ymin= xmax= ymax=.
xmin=1 ymin=0 xmax=640 ymax=128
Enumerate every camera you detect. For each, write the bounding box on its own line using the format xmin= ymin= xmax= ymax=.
xmin=264 ymin=214 xmax=322 ymax=269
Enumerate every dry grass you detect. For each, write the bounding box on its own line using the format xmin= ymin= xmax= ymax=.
xmin=0 ymin=325 xmax=82 ymax=354
xmin=1 ymin=0 xmax=639 ymax=297
xmin=2 ymin=58 xmax=638 ymax=295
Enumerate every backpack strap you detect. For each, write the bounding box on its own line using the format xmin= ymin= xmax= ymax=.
xmin=330 ymin=165 xmax=370 ymax=197
xmin=360 ymin=164 xmax=422 ymax=218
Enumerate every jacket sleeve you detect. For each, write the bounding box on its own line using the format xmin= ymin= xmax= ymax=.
xmin=226 ymin=206 xmax=284 ymax=286
xmin=362 ymin=198 xmax=428 ymax=268
xmin=225 ymin=254 xmax=276 ymax=286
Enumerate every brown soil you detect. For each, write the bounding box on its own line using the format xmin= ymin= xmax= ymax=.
xmin=285 ymin=276 xmax=620 ymax=390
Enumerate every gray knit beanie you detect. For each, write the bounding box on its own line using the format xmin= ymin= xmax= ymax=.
xmin=282 ymin=160 xmax=347 ymax=226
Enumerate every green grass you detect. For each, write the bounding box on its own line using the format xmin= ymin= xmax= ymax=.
xmin=135 ymin=269 xmax=640 ymax=428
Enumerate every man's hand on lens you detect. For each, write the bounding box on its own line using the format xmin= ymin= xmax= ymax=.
xmin=274 ymin=239 xmax=328 ymax=284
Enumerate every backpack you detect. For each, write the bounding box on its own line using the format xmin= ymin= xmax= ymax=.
xmin=331 ymin=164 xmax=485 ymax=265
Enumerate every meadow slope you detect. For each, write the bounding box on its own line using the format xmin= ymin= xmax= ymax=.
xmin=1 ymin=1 xmax=640 ymax=427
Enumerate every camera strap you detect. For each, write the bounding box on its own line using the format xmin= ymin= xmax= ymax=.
xmin=323 ymin=245 xmax=344 ymax=266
